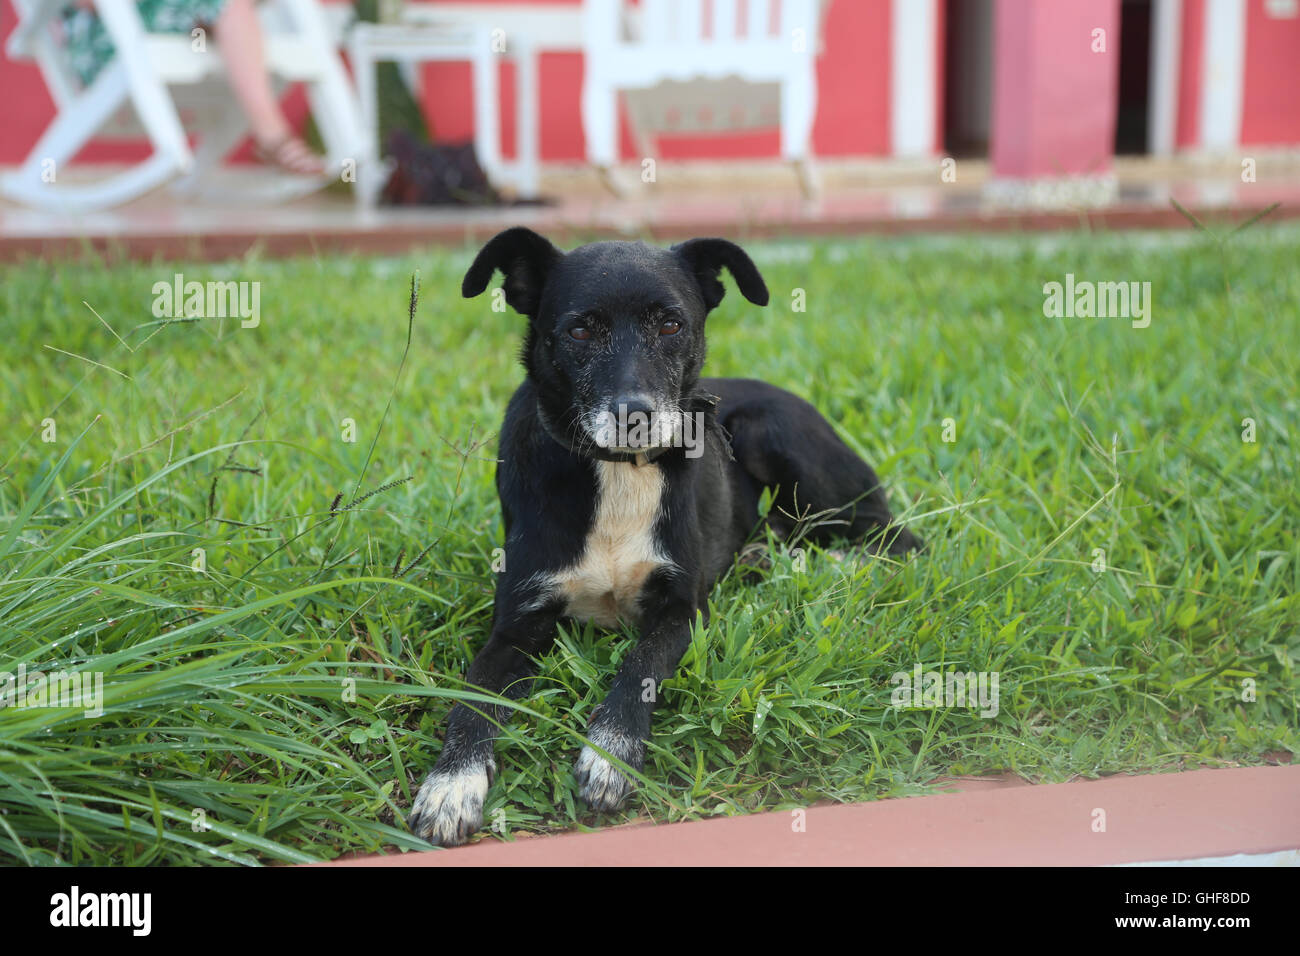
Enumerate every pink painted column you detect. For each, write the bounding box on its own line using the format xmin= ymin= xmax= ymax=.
xmin=990 ymin=0 xmax=1122 ymax=178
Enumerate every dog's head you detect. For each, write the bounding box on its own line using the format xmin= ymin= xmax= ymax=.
xmin=462 ymin=227 xmax=768 ymax=454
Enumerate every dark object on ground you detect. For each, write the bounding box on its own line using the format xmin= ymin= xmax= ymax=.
xmin=381 ymin=129 xmax=501 ymax=206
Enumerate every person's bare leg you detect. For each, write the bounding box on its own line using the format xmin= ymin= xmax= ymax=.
xmin=213 ymin=0 xmax=325 ymax=174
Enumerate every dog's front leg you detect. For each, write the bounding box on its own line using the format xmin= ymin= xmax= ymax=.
xmin=576 ymin=590 xmax=695 ymax=812
xmin=410 ymin=608 xmax=558 ymax=846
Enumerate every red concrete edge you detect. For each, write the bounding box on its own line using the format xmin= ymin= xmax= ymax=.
xmin=311 ymin=766 xmax=1300 ymax=867
xmin=4 ymin=202 xmax=1296 ymax=264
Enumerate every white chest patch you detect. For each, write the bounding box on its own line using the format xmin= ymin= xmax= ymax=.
xmin=545 ymin=459 xmax=673 ymax=628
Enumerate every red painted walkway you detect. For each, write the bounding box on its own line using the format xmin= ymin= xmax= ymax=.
xmin=316 ymin=765 xmax=1299 ymax=867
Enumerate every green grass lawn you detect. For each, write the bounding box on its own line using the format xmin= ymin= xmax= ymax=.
xmin=1 ymin=223 xmax=1297 ymax=865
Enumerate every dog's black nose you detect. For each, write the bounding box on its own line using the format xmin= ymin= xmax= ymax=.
xmin=612 ymin=396 xmax=655 ymax=423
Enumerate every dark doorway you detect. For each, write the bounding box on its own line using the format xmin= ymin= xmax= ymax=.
xmin=943 ymin=0 xmax=994 ymax=157
xmin=1115 ymin=0 xmax=1152 ymax=153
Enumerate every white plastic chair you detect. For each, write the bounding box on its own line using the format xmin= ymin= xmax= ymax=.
xmin=347 ymin=19 xmax=500 ymax=207
xmin=581 ymin=0 xmax=824 ymax=194
xmin=3 ymin=0 xmax=371 ymax=211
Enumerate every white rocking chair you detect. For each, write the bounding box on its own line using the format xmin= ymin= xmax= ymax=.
xmin=3 ymin=0 xmax=372 ymax=211
xmin=581 ymin=0 xmax=825 ymax=196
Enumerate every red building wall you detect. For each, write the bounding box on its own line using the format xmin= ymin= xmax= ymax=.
xmin=0 ymin=0 xmax=893 ymax=165
xmin=1175 ymin=0 xmax=1204 ymax=148
xmin=990 ymin=0 xmax=1121 ymax=177
xmin=1241 ymin=0 xmax=1300 ymax=145
xmin=1177 ymin=0 xmax=1300 ymax=150
xmin=3 ymin=0 xmax=1298 ymax=169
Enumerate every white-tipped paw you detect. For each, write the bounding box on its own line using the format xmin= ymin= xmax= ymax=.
xmin=574 ymin=728 xmax=641 ymax=812
xmin=408 ymin=764 xmax=490 ymax=846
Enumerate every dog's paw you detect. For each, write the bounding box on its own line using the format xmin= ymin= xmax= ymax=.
xmin=408 ymin=762 xmax=491 ymax=846
xmin=574 ymin=727 xmax=643 ymax=812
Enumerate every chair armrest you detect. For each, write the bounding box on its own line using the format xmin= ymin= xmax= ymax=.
xmin=6 ymin=0 xmax=66 ymax=59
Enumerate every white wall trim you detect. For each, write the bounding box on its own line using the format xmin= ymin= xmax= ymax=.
xmin=1148 ymin=0 xmax=1181 ymax=155
xmin=1199 ymin=0 xmax=1247 ymax=151
xmin=890 ymin=0 xmax=937 ymax=157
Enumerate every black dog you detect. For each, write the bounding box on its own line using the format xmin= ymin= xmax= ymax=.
xmin=408 ymin=228 xmax=922 ymax=846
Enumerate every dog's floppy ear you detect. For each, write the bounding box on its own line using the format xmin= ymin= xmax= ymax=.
xmin=672 ymin=238 xmax=769 ymax=311
xmin=462 ymin=227 xmax=563 ymax=316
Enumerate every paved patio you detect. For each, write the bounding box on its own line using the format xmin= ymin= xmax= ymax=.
xmin=4 ymin=156 xmax=1298 ymax=261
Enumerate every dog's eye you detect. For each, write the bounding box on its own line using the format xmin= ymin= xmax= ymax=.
xmin=568 ymin=326 xmax=591 ymax=341
xmin=658 ymin=319 xmax=682 ymax=336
